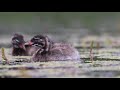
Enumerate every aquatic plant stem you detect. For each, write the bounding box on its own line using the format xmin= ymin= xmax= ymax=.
xmin=90 ymin=41 xmax=94 ymax=63
xmin=1 ymin=47 xmax=9 ymax=64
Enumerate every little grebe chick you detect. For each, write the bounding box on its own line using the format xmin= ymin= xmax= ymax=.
xmin=11 ymin=33 xmax=27 ymax=56
xmin=28 ymin=35 xmax=80 ymax=62
xmin=11 ymin=33 xmax=38 ymax=56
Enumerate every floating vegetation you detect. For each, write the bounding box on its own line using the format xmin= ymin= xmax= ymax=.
xmin=0 ymin=35 xmax=120 ymax=78
xmin=1 ymin=48 xmax=8 ymax=61
xmin=92 ymin=64 xmax=103 ymax=67
xmin=1 ymin=47 xmax=9 ymax=64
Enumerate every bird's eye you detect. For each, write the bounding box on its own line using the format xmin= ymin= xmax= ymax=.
xmin=39 ymin=39 xmax=43 ymax=42
xmin=15 ymin=39 xmax=20 ymax=43
xmin=12 ymin=40 xmax=16 ymax=43
xmin=38 ymin=39 xmax=43 ymax=42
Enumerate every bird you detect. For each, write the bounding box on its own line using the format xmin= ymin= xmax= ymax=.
xmin=11 ymin=33 xmax=39 ymax=56
xmin=27 ymin=34 xmax=80 ymax=62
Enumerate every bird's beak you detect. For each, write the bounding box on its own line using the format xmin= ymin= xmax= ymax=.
xmin=24 ymin=41 xmax=33 ymax=46
xmin=19 ymin=44 xmax=26 ymax=51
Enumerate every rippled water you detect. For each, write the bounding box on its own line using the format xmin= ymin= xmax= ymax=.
xmin=0 ymin=34 xmax=120 ymax=78
xmin=0 ymin=12 xmax=120 ymax=78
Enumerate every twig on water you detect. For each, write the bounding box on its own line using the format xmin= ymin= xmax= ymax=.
xmin=1 ymin=47 xmax=9 ymax=64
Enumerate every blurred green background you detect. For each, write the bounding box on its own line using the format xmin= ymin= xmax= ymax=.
xmin=0 ymin=12 xmax=120 ymax=36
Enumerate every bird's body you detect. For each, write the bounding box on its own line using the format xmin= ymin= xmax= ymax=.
xmin=32 ymin=42 xmax=80 ymax=62
xmin=28 ymin=35 xmax=80 ymax=62
xmin=11 ymin=34 xmax=80 ymax=62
